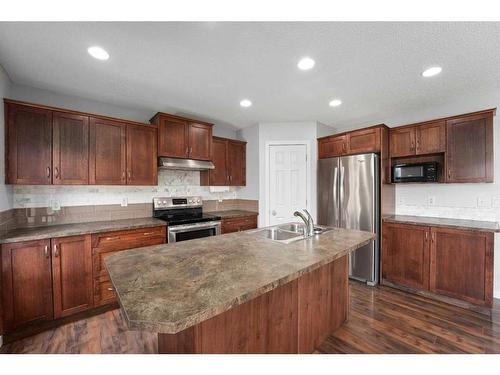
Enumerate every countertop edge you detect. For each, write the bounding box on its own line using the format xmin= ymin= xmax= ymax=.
xmin=114 ymin=234 xmax=374 ymax=334
xmin=382 ymin=216 xmax=500 ymax=233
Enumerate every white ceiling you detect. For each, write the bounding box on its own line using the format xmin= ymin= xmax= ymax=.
xmin=0 ymin=22 xmax=499 ymax=129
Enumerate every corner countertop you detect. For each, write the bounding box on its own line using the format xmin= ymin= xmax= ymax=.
xmin=105 ymin=226 xmax=374 ymax=334
xmin=383 ymin=215 xmax=500 ymax=233
xmin=0 ymin=218 xmax=167 ymax=244
xmin=206 ymin=210 xmax=258 ymax=219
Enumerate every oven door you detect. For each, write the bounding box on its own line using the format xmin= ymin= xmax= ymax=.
xmin=168 ymin=221 xmax=221 ymax=243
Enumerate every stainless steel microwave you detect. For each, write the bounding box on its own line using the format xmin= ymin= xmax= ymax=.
xmin=392 ymin=162 xmax=438 ymax=183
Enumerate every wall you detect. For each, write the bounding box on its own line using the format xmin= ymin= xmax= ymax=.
xmin=0 ymin=65 xmax=13 ymax=212
xmin=255 ymin=121 xmax=325 ymax=226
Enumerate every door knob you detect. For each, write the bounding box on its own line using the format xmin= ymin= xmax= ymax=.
xmin=271 ymin=210 xmax=277 ymax=216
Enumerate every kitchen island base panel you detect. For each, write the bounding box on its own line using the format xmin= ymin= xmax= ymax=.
xmin=158 ymin=255 xmax=348 ymax=354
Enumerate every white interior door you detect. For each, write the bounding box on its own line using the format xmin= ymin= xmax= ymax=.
xmin=268 ymin=144 xmax=308 ymax=225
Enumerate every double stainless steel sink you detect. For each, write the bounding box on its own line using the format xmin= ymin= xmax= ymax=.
xmin=249 ymin=222 xmax=334 ymax=244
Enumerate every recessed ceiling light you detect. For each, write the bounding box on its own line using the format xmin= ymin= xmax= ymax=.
xmin=297 ymin=57 xmax=315 ymax=70
xmin=422 ymin=66 xmax=442 ymax=77
xmin=87 ymin=46 xmax=109 ymax=61
xmin=240 ymin=99 xmax=252 ymax=107
xmin=329 ymin=99 xmax=342 ymax=107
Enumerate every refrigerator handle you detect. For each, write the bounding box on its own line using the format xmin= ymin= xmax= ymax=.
xmin=339 ymin=165 xmax=345 ymax=228
xmin=332 ymin=165 xmax=339 ymax=227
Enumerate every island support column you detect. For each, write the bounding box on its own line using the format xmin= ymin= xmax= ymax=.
xmin=158 ymin=255 xmax=349 ymax=354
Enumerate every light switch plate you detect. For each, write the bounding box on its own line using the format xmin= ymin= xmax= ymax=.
xmin=121 ymin=197 xmax=128 ymax=207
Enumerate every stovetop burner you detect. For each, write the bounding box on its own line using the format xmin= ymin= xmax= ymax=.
xmin=153 ymin=196 xmax=221 ymax=226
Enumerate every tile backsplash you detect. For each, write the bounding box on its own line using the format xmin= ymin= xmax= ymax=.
xmin=13 ymin=169 xmax=238 ymax=208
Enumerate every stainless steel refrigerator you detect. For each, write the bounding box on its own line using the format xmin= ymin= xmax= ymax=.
xmin=318 ymin=153 xmax=379 ymax=285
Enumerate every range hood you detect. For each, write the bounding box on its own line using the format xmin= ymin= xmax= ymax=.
xmin=158 ymin=157 xmax=215 ymax=171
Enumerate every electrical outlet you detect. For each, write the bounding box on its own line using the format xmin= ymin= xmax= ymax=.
xmin=121 ymin=197 xmax=128 ymax=207
xmin=477 ymin=196 xmax=491 ymax=208
xmin=51 ymin=200 xmax=61 ymax=211
xmin=427 ymin=196 xmax=436 ymax=206
xmin=492 ymin=197 xmax=500 ymax=208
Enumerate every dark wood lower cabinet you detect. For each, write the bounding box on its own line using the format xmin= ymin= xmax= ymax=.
xmin=221 ymin=215 xmax=257 ymax=234
xmin=158 ymin=255 xmax=348 ymax=354
xmin=430 ymin=227 xmax=493 ymax=307
xmin=381 ymin=222 xmax=494 ymax=308
xmin=1 ymin=240 xmax=53 ymax=332
xmin=52 ymin=235 xmax=93 ymax=318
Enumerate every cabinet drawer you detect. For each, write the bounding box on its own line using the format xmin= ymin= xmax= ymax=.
xmin=94 ymin=276 xmax=117 ymax=307
xmin=91 ymin=226 xmax=166 ymax=251
xmin=221 ymin=216 xmax=257 ymax=234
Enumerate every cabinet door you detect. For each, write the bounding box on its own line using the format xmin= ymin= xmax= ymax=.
xmin=227 ymin=140 xmax=246 ymax=186
xmin=347 ymin=127 xmax=380 ymax=154
xmin=430 ymin=227 xmax=493 ymax=306
xmin=89 ymin=117 xmax=127 ymax=185
xmin=221 ymin=216 xmax=257 ymax=234
xmin=318 ymin=135 xmax=346 ymax=158
xmin=415 ymin=121 xmax=445 ymax=155
xmin=381 ymin=223 xmax=430 ymax=290
xmin=207 ymin=137 xmax=228 ymax=185
xmin=6 ymin=103 xmax=53 ymax=184
xmin=52 ymin=112 xmax=89 ymax=185
xmin=390 ymin=127 xmax=416 ymax=157
xmin=52 ymin=235 xmax=93 ymax=318
xmin=446 ymin=113 xmax=493 ymax=183
xmin=126 ymin=125 xmax=158 ymax=185
xmin=1 ymin=240 xmax=53 ymax=332
xmin=188 ymin=122 xmax=212 ymax=160
xmin=158 ymin=117 xmax=188 ymax=158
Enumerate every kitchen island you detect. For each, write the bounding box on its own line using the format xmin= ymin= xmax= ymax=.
xmin=105 ymin=226 xmax=374 ymax=353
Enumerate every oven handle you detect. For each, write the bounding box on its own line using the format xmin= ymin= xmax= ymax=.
xmin=167 ymin=221 xmax=221 ymax=233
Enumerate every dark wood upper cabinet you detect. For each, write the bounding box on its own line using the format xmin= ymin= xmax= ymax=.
xmin=204 ymin=137 xmax=228 ymax=185
xmin=89 ymin=117 xmax=127 ymax=185
xmin=126 ymin=124 xmax=157 ymax=185
xmin=227 ymin=140 xmax=246 ymax=186
xmin=430 ymin=227 xmax=493 ymax=307
xmin=200 ymin=137 xmax=246 ymax=186
xmin=381 ymin=223 xmax=430 ymax=290
xmin=5 ymin=102 xmax=53 ymax=184
xmin=156 ymin=116 xmax=188 ymax=158
xmin=1 ymin=239 xmax=53 ymax=332
xmin=151 ymin=112 xmax=214 ymax=161
xmin=188 ymin=122 xmax=212 ymax=160
xmin=446 ymin=112 xmax=493 ymax=183
xmin=318 ymin=135 xmax=347 ymax=158
xmin=52 ymin=112 xmax=89 ymax=185
xmin=51 ymin=235 xmax=93 ymax=318
xmin=415 ymin=121 xmax=445 ymax=155
xmin=347 ymin=127 xmax=381 ymax=154
xmin=390 ymin=127 xmax=415 ymax=157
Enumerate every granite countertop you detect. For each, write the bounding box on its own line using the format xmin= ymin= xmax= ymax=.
xmin=105 ymin=227 xmax=374 ymax=334
xmin=0 ymin=217 xmax=167 ymax=244
xmin=206 ymin=210 xmax=258 ymax=219
xmin=383 ymin=215 xmax=500 ymax=233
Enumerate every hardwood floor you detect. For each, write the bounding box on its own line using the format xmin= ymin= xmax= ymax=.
xmin=1 ymin=281 xmax=499 ymax=354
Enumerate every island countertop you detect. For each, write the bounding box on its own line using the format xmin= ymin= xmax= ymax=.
xmin=105 ymin=227 xmax=374 ymax=334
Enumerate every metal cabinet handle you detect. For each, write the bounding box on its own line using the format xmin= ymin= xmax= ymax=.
xmin=105 ymin=236 xmax=120 ymax=241
xmin=448 ymin=169 xmax=451 ymax=179
xmin=54 ymin=167 xmax=60 ymax=179
xmin=185 ymin=147 xmax=189 ymax=156
xmin=53 ymin=244 xmax=59 ymax=257
xmin=431 ymin=232 xmax=436 ymax=242
xmin=44 ymin=245 xmax=49 ymax=258
xmin=127 ymin=170 xmax=131 ymax=180
xmin=190 ymin=147 xmax=193 ymax=155
xmin=46 ymin=166 xmax=51 ymax=178
xmin=143 ymin=232 xmax=155 ymax=236
xmin=122 ymin=171 xmax=126 ymax=180
xmin=107 ymin=287 xmax=115 ymax=292
xmin=425 ymin=231 xmax=428 ymax=240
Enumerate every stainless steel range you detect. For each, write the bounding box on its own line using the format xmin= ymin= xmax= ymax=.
xmin=153 ymin=196 xmax=221 ymax=243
